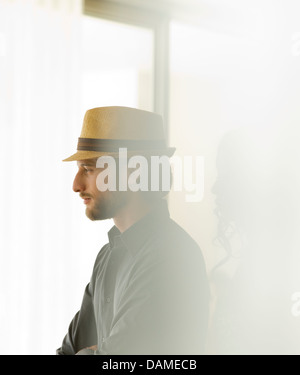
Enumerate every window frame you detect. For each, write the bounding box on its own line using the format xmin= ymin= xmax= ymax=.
xmin=84 ymin=0 xmax=171 ymax=137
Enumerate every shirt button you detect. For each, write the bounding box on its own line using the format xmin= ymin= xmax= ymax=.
xmin=106 ymin=297 xmax=111 ymax=303
xmin=102 ymin=338 xmax=105 ymax=342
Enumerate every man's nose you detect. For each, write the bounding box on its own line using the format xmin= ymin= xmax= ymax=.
xmin=73 ymin=171 xmax=85 ymax=193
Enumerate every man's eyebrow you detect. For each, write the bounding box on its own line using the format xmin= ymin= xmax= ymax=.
xmin=78 ymin=161 xmax=96 ymax=167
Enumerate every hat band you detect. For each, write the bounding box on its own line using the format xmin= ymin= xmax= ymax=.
xmin=77 ymin=138 xmax=167 ymax=152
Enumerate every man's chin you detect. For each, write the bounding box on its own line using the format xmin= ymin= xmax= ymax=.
xmin=85 ymin=207 xmax=111 ymax=221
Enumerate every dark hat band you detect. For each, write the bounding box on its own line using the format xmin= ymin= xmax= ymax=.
xmin=77 ymin=138 xmax=167 ymax=152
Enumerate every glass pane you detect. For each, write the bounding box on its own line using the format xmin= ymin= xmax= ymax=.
xmin=170 ymin=11 xmax=300 ymax=354
xmin=169 ymin=21 xmax=246 ymax=269
xmin=81 ymin=16 xmax=154 ymax=112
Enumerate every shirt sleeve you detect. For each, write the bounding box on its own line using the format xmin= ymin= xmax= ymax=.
xmin=94 ymin=244 xmax=209 ymax=355
xmin=56 ymin=282 xmax=97 ymax=355
xmin=56 ymin=245 xmax=110 ymax=355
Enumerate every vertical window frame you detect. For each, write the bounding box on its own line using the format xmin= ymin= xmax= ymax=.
xmin=84 ymin=0 xmax=170 ymax=138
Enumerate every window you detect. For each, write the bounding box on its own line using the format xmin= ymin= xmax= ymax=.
xmin=82 ymin=16 xmax=154 ymax=112
xmin=84 ymin=0 xmax=170 ymax=129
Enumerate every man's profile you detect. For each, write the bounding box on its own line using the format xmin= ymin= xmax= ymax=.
xmin=57 ymin=106 xmax=209 ymax=355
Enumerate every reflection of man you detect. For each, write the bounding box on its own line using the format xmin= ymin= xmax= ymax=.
xmin=210 ymin=128 xmax=300 ymax=354
xmin=57 ymin=106 xmax=209 ymax=355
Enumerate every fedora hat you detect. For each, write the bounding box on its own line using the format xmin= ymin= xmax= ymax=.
xmin=63 ymin=106 xmax=176 ymax=161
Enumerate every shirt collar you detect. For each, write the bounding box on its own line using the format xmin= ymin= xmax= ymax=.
xmin=107 ymin=225 xmax=121 ymax=248
xmin=107 ymin=200 xmax=170 ymax=256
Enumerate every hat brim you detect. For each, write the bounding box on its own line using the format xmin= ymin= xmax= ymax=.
xmin=62 ymin=147 xmax=176 ymax=162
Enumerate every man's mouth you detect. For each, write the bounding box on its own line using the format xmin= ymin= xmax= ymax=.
xmin=80 ymin=195 xmax=92 ymax=205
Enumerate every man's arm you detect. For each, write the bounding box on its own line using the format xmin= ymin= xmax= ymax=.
xmin=57 ymin=245 xmax=111 ymax=355
xmin=56 ymin=283 xmax=97 ymax=355
xmin=93 ymin=245 xmax=209 ymax=355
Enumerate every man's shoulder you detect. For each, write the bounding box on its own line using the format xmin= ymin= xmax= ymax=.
xmin=139 ymin=216 xmax=209 ymax=294
xmin=138 ymin=216 xmax=205 ymax=270
xmin=156 ymin=217 xmax=201 ymax=252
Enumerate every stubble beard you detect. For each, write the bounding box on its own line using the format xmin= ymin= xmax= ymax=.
xmin=85 ymin=191 xmax=128 ymax=221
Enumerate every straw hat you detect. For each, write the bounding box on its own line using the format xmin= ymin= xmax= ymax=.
xmin=63 ymin=106 xmax=176 ymax=161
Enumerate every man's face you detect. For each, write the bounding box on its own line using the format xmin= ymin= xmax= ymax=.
xmin=73 ymin=158 xmax=128 ymax=221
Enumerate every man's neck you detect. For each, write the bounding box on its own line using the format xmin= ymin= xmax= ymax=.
xmin=113 ymin=195 xmax=152 ymax=233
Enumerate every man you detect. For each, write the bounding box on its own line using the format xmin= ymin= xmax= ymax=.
xmin=57 ymin=106 xmax=209 ymax=355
